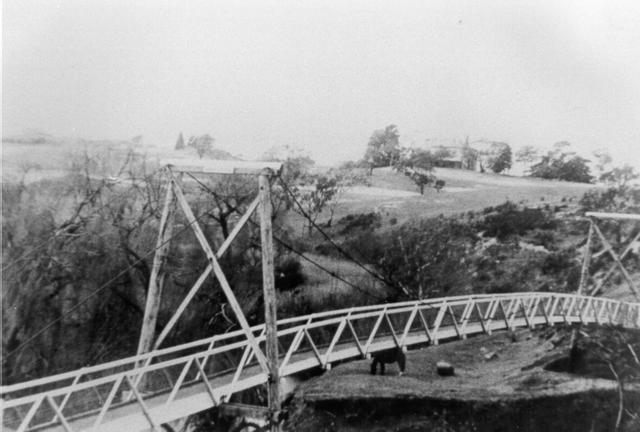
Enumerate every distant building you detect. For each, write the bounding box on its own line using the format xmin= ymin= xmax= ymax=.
xmin=432 ymin=146 xmax=465 ymax=169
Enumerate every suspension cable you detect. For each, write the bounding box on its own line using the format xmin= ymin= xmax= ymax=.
xmin=186 ymin=172 xmax=387 ymax=300
xmin=277 ymin=176 xmax=406 ymax=293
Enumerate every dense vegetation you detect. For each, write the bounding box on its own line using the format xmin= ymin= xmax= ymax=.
xmin=327 ymin=186 xmax=640 ymax=301
xmin=1 ymin=149 xmax=306 ymax=384
xmin=2 ymin=141 xmax=639 ymax=396
xmin=529 ymin=143 xmax=594 ymax=183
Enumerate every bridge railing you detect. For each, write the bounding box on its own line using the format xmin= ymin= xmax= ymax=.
xmin=2 ymin=293 xmax=639 ymax=432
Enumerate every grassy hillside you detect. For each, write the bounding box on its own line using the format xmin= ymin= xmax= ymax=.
xmin=332 ymin=167 xmax=597 ymax=225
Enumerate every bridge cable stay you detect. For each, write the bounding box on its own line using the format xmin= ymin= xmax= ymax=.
xmin=277 ymin=177 xmax=410 ymax=296
xmin=1 ymin=180 xmax=230 ymax=364
xmin=185 ymin=172 xmax=386 ymax=302
xmin=248 ymin=220 xmax=386 ymax=301
xmin=582 ymin=212 xmax=640 ymax=300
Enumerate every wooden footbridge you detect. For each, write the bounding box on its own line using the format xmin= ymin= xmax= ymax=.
xmin=2 ymin=160 xmax=639 ymax=432
xmin=3 ymin=292 xmax=639 ymax=432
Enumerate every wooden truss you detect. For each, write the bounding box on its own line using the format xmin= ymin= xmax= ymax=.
xmin=136 ymin=159 xmax=283 ymax=428
xmin=3 ymin=293 xmax=640 ymax=432
xmin=582 ymin=212 xmax=640 ymax=300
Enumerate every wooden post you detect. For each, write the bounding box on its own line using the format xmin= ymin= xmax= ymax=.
xmin=570 ymin=218 xmax=593 ymax=373
xmin=577 ymin=220 xmax=594 ymax=295
xmin=137 ymin=177 xmax=175 ymax=359
xmin=259 ymin=170 xmax=281 ymax=431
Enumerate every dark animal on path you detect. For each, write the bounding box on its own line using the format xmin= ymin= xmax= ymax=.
xmin=370 ymin=347 xmax=406 ymax=376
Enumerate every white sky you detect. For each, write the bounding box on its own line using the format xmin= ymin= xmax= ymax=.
xmin=3 ymin=0 xmax=640 ymax=166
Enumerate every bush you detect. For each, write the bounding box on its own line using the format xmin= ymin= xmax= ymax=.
xmin=477 ymin=201 xmax=556 ymax=240
xmin=275 ymin=257 xmax=306 ymax=291
xmin=353 ymin=216 xmax=478 ymax=299
xmin=579 ymin=187 xmax=640 ymax=214
xmin=337 ymin=212 xmax=382 ymax=234
xmin=529 ymin=144 xmax=593 ymax=183
xmin=530 ymin=229 xmax=557 ymax=250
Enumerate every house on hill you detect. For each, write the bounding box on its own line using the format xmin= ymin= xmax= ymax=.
xmin=431 ymin=145 xmax=478 ymax=170
xmin=432 ymin=146 xmax=465 ymax=169
xmin=429 ymin=140 xmax=508 ymax=172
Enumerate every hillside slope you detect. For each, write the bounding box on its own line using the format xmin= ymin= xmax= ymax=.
xmin=334 ymin=167 xmax=596 ymax=224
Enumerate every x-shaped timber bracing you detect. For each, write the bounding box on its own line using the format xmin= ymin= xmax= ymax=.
xmin=583 ymin=212 xmax=640 ymax=300
xmin=136 ymin=159 xmax=283 ymax=428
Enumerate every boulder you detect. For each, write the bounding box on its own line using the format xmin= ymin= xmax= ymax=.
xmin=436 ymin=361 xmax=454 ymax=376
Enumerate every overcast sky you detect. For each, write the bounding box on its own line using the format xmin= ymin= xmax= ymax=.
xmin=3 ymin=0 xmax=640 ymax=166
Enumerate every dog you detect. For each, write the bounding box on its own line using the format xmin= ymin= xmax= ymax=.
xmin=370 ymin=347 xmax=406 ymax=376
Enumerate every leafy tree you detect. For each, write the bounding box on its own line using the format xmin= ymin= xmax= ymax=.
xmin=2 ymin=149 xmax=163 ymax=383
xmin=592 ymin=149 xmax=613 ymax=175
xmin=369 ymin=217 xmax=477 ymax=299
xmin=296 ymin=174 xmax=339 ymax=235
xmin=188 ymin=134 xmax=215 ymax=159
xmin=487 ymin=142 xmax=512 ymax=173
xmin=473 ymin=140 xmax=496 ymax=173
xmin=392 ymin=149 xmax=438 ymax=194
xmin=175 ymin=132 xmax=185 ymax=150
xmin=404 ymin=149 xmax=438 ymax=171
xmin=599 ymin=165 xmax=639 ymax=188
xmin=364 ymin=124 xmax=400 ymax=168
xmin=461 ymin=139 xmax=478 ymax=170
xmin=198 ymin=175 xmax=257 ymax=240
xmin=529 ymin=142 xmax=593 ymax=183
xmin=411 ymin=171 xmax=434 ymax=195
xmin=515 ymin=145 xmax=540 ymax=164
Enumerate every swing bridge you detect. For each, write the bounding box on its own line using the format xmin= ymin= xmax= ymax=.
xmin=2 ymin=160 xmax=639 ymax=432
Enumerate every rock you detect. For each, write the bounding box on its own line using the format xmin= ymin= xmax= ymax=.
xmin=550 ymin=334 xmax=565 ymax=347
xmin=436 ymin=361 xmax=454 ymax=376
xmin=479 ymin=346 xmax=497 ymax=360
xmin=484 ymin=351 xmax=498 ymax=360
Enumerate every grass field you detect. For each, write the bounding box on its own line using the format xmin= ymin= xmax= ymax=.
xmin=332 ymin=166 xmax=597 ymax=226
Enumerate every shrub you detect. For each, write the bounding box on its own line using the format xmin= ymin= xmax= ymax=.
xmin=477 ymin=201 xmax=556 ymax=240
xmin=337 ymin=212 xmax=382 ymax=234
xmin=529 ymin=143 xmax=593 ymax=183
xmin=530 ymin=229 xmax=557 ymax=250
xmin=275 ymin=257 xmax=306 ymax=292
xmin=358 ymin=216 xmax=478 ymax=299
xmin=579 ymin=187 xmax=640 ymax=214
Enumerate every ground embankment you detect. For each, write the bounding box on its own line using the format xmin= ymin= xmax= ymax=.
xmin=284 ymin=327 xmax=640 ymax=432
